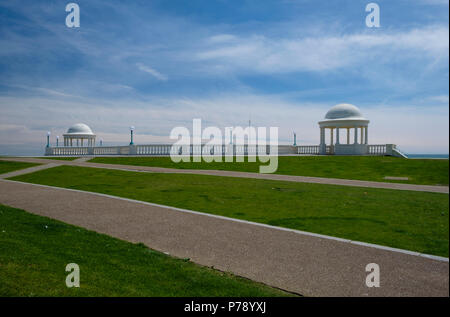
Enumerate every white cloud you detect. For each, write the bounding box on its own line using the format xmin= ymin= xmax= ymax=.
xmin=194 ymin=26 xmax=449 ymax=74
xmin=4 ymin=85 xmax=76 ymax=98
xmin=428 ymin=95 xmax=450 ymax=103
xmin=0 ymin=1 xmax=448 ymax=155
xmin=208 ymin=34 xmax=238 ymax=43
xmin=136 ymin=63 xmax=168 ymax=81
xmin=0 ymin=94 xmax=448 ymax=154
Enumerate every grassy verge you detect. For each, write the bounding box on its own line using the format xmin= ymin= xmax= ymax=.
xmin=88 ymin=156 xmax=449 ymax=186
xmin=0 ymin=204 xmax=290 ymax=296
xmin=10 ymin=165 xmax=449 ymax=257
xmin=0 ymin=160 xmax=40 ymax=174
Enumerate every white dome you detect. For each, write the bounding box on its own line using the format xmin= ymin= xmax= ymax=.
xmin=325 ymin=103 xmax=364 ymax=120
xmin=66 ymin=123 xmax=94 ymax=135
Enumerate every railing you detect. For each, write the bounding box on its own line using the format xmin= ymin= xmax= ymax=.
xmin=297 ymin=145 xmax=320 ymax=155
xmin=45 ymin=143 xmax=404 ymax=157
xmin=136 ymin=144 xmax=172 ymax=155
xmin=169 ymin=144 xmax=271 ymax=156
xmin=46 ymin=144 xmax=273 ymax=156
xmin=48 ymin=147 xmax=89 ymax=156
xmin=368 ymin=144 xmax=387 ymax=155
xmin=93 ymin=146 xmax=122 ymax=155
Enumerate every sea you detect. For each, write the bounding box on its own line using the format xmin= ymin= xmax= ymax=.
xmin=406 ymin=154 xmax=449 ymax=159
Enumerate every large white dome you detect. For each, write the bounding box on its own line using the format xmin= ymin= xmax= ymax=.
xmin=66 ymin=123 xmax=94 ymax=135
xmin=325 ymin=103 xmax=364 ymax=120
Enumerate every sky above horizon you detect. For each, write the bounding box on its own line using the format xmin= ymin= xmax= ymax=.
xmin=0 ymin=0 xmax=448 ymax=155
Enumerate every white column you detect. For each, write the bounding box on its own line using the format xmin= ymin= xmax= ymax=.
xmin=347 ymin=128 xmax=350 ymax=144
xmin=365 ymin=126 xmax=368 ymax=144
xmin=330 ymin=128 xmax=334 ymax=145
xmin=354 ymin=127 xmax=358 ymax=144
xmin=360 ymin=127 xmax=364 ymax=144
xmin=336 ymin=128 xmax=340 ymax=144
xmin=320 ymin=127 xmax=325 ymax=145
xmin=319 ymin=127 xmax=326 ymax=154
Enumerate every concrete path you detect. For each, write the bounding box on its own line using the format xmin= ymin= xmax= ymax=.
xmin=0 ymin=179 xmax=448 ymax=296
xmin=73 ymin=157 xmax=92 ymax=162
xmin=1 ymin=157 xmax=448 ymax=193
xmin=0 ymin=163 xmax=58 ymax=179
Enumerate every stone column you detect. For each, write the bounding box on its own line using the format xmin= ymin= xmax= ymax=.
xmin=354 ymin=127 xmax=358 ymax=144
xmin=347 ymin=128 xmax=350 ymax=144
xmin=330 ymin=128 xmax=334 ymax=145
xmin=336 ymin=128 xmax=340 ymax=144
xmin=319 ymin=127 xmax=326 ymax=154
xmin=365 ymin=126 xmax=368 ymax=144
xmin=360 ymin=127 xmax=364 ymax=144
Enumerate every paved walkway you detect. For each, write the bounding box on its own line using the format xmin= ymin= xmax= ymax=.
xmin=1 ymin=157 xmax=448 ymax=193
xmin=73 ymin=157 xmax=92 ymax=162
xmin=0 ymin=179 xmax=448 ymax=296
xmin=0 ymin=163 xmax=58 ymax=179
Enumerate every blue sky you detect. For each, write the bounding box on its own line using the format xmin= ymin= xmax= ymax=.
xmin=0 ymin=0 xmax=448 ymax=155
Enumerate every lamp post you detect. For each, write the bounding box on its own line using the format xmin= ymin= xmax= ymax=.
xmin=56 ymin=135 xmax=59 ymax=147
xmin=46 ymin=131 xmax=51 ymax=148
xmin=130 ymin=126 xmax=135 ymax=145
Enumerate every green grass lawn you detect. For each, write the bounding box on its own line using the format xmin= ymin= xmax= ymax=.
xmin=0 ymin=204 xmax=289 ymax=296
xmin=89 ymin=156 xmax=449 ymax=186
xmin=10 ymin=166 xmax=449 ymax=257
xmin=0 ymin=160 xmax=39 ymax=174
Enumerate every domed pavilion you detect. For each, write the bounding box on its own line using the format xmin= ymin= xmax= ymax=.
xmin=63 ymin=123 xmax=96 ymax=147
xmin=319 ymin=104 xmax=370 ymax=155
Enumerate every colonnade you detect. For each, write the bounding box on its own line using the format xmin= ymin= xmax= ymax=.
xmin=63 ymin=136 xmax=96 ymax=147
xmin=320 ymin=126 xmax=368 ymax=146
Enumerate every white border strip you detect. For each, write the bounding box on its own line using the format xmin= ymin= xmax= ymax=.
xmin=1 ymin=179 xmax=448 ymax=263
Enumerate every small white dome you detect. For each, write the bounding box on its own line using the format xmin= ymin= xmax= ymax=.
xmin=66 ymin=123 xmax=94 ymax=135
xmin=325 ymin=103 xmax=364 ymax=120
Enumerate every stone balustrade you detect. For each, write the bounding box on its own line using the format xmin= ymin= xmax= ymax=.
xmin=368 ymin=144 xmax=387 ymax=155
xmin=45 ymin=143 xmax=405 ymax=157
xmin=297 ymin=145 xmax=320 ymax=155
